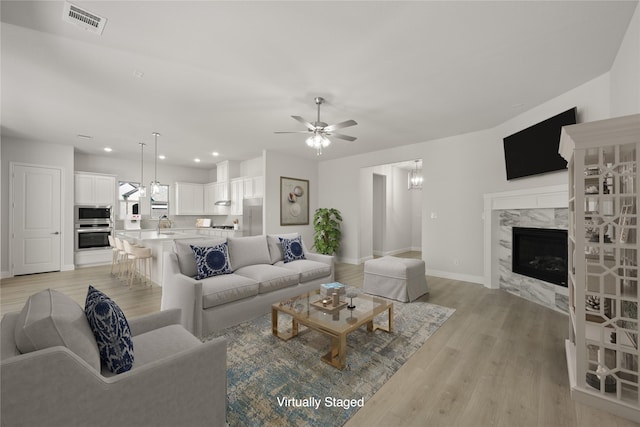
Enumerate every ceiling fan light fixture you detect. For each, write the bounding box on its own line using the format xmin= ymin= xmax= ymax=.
xmin=306 ymin=133 xmax=331 ymax=155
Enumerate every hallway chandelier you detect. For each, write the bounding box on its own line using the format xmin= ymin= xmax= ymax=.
xmin=150 ymin=132 xmax=161 ymax=195
xmin=408 ymin=160 xmax=423 ymax=190
xmin=138 ymin=142 xmax=147 ymax=197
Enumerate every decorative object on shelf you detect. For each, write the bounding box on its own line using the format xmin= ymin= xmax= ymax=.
xmin=138 ymin=142 xmax=147 ymax=197
xmin=150 ymin=132 xmax=161 ymax=195
xmin=408 ymin=159 xmax=423 ymax=190
xmin=618 ymin=204 xmax=632 ymax=244
xmin=586 ymin=295 xmax=600 ymax=311
xmin=280 ymin=176 xmax=309 ymax=225
xmin=274 ymin=96 xmax=357 ymax=156
xmin=312 ymin=208 xmax=342 ymax=255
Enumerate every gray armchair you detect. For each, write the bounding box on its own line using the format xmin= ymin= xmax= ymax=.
xmin=1 ymin=301 xmax=227 ymax=427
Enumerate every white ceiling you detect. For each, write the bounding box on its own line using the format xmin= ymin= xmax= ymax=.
xmin=1 ymin=1 xmax=637 ymax=168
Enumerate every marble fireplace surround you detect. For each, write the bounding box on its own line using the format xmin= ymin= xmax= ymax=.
xmin=483 ymin=185 xmax=569 ymax=314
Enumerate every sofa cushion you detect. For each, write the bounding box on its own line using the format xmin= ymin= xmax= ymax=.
xmin=227 ymin=236 xmax=271 ymax=270
xmin=234 ymin=264 xmax=300 ymax=294
xmin=14 ymin=288 xmax=100 ymax=372
xmin=275 ymin=259 xmax=331 ymax=283
xmin=85 ymin=286 xmax=134 ymax=374
xmin=279 ymin=235 xmax=306 ymax=263
xmin=267 ymin=233 xmax=300 ymax=264
xmin=191 ymin=242 xmax=233 ymax=280
xmin=201 ymin=274 xmax=260 ymax=309
xmin=174 ymin=237 xmax=226 ymax=278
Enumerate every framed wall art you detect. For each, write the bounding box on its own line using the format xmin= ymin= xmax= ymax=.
xmin=280 ymin=176 xmax=309 ymax=226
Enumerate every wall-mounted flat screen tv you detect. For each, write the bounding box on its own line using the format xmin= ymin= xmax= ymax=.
xmin=503 ymin=107 xmax=577 ymax=180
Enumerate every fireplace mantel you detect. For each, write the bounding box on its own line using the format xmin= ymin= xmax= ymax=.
xmin=483 ymin=185 xmax=568 ymax=288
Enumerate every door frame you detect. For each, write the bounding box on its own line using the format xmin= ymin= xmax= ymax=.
xmin=9 ymin=162 xmax=65 ymax=277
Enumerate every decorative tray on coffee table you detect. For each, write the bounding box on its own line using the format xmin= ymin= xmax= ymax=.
xmin=310 ymin=299 xmax=348 ymax=312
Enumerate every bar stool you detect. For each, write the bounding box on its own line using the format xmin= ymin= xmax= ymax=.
xmin=123 ymin=240 xmax=153 ymax=289
xmin=113 ymin=237 xmax=129 ymax=280
xmin=108 ymin=235 xmax=120 ymax=276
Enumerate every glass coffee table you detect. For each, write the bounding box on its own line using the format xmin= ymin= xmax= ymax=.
xmin=271 ymin=289 xmax=394 ymax=370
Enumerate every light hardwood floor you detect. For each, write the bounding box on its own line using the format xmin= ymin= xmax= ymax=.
xmin=1 ymin=253 xmax=638 ymax=427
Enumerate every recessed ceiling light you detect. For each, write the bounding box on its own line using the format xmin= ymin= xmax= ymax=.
xmin=77 ymin=134 xmax=92 ymax=140
xmin=104 ymin=147 xmax=112 ymax=152
xmin=212 ymin=152 xmax=219 ymax=156
xmin=133 ymin=70 xmax=144 ymax=78
xmin=158 ymin=155 xmax=166 ymax=160
xmin=194 ymin=158 xmax=201 ymax=163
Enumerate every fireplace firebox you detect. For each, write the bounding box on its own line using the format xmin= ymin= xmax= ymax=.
xmin=512 ymin=227 xmax=568 ymax=287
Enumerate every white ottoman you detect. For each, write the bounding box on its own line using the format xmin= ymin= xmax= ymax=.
xmin=364 ymin=256 xmax=428 ymax=302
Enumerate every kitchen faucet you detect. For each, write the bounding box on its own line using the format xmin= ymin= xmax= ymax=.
xmin=157 ymin=215 xmax=171 ymax=233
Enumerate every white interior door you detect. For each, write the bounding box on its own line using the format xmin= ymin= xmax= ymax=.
xmin=11 ymin=164 xmax=62 ymax=275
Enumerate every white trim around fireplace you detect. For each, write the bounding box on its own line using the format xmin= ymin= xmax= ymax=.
xmin=483 ymin=184 xmax=568 ymax=289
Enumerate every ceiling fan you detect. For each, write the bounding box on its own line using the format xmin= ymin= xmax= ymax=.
xmin=275 ymin=97 xmax=357 ymax=155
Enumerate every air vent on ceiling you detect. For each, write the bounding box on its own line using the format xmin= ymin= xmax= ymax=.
xmin=63 ymin=2 xmax=107 ymax=35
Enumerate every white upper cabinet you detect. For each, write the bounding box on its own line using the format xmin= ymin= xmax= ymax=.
xmin=230 ymin=178 xmax=244 ymax=215
xmin=75 ymin=173 xmax=115 ymax=205
xmin=174 ymin=182 xmax=204 ymax=215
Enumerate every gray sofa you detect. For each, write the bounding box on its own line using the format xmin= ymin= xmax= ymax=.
xmin=0 ymin=289 xmax=227 ymax=427
xmin=161 ymin=233 xmax=334 ymax=338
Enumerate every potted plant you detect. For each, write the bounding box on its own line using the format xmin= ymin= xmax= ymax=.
xmin=312 ymin=208 xmax=342 ymax=255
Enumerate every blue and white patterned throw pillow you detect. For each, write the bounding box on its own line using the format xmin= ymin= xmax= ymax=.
xmin=279 ymin=236 xmax=306 ymax=263
xmin=84 ymin=285 xmax=134 ymax=374
xmin=191 ymin=242 xmax=233 ymax=280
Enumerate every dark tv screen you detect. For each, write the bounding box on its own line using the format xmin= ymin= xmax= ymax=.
xmin=503 ymin=107 xmax=577 ymax=180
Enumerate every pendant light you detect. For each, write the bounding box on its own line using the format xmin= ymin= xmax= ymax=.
xmin=150 ymin=132 xmax=161 ymax=195
xmin=408 ymin=160 xmax=423 ymax=190
xmin=138 ymin=142 xmax=147 ymax=197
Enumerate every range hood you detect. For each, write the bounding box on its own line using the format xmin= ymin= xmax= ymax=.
xmin=214 ymin=200 xmax=231 ymax=206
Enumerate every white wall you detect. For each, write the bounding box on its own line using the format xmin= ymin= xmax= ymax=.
xmin=367 ymin=164 xmax=416 ymax=257
xmin=264 ymin=150 xmax=318 ymax=248
xmin=75 ymin=152 xmax=210 ymax=186
xmin=1 ymin=138 xmax=75 ymax=276
xmin=411 ymin=189 xmax=422 ymax=250
xmin=610 ymin=2 xmax=640 ymax=117
xmin=319 ymin=73 xmax=613 ymax=283
xmin=318 ymin=142 xmax=426 ymax=264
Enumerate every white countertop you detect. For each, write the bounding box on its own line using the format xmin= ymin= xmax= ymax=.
xmin=117 ymin=229 xmax=201 ymax=241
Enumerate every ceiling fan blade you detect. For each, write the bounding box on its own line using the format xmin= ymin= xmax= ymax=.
xmin=274 ymin=131 xmax=312 ymax=135
xmin=327 ymin=132 xmax=357 ymax=142
xmin=291 ymin=115 xmax=316 ymax=131
xmin=323 ymin=119 xmax=357 ymax=132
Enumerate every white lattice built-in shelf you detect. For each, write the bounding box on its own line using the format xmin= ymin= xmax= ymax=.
xmin=560 ymin=114 xmax=640 ymax=422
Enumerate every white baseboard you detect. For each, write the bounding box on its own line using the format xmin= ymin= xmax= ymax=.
xmin=62 ymin=264 xmax=75 ymax=272
xmin=337 ymin=256 xmax=367 ymax=265
xmin=426 ymin=268 xmax=484 ymax=285
xmin=1 ymin=270 xmax=10 ymax=279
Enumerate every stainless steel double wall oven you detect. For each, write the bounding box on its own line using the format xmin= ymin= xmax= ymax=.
xmin=75 ymin=205 xmax=113 ymax=251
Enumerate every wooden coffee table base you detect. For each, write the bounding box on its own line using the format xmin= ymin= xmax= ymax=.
xmin=272 ymin=304 xmax=394 ymax=370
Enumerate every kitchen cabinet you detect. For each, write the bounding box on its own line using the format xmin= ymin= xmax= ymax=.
xmin=174 ymin=182 xmax=204 ymax=215
xmin=204 ymin=182 xmax=229 ymax=215
xmin=230 ymin=178 xmax=244 ymax=215
xmin=242 ymin=176 xmax=263 ymax=199
xmin=75 ymin=173 xmax=115 ymax=205
xmin=560 ymin=114 xmax=640 ymax=422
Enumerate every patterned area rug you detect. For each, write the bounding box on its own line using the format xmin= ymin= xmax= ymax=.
xmin=207 ymin=293 xmax=455 ymax=427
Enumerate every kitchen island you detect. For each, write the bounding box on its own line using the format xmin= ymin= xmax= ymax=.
xmin=116 ymin=228 xmax=241 ymax=286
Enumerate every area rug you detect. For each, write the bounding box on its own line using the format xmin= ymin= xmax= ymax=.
xmin=207 ymin=293 xmax=455 ymax=427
